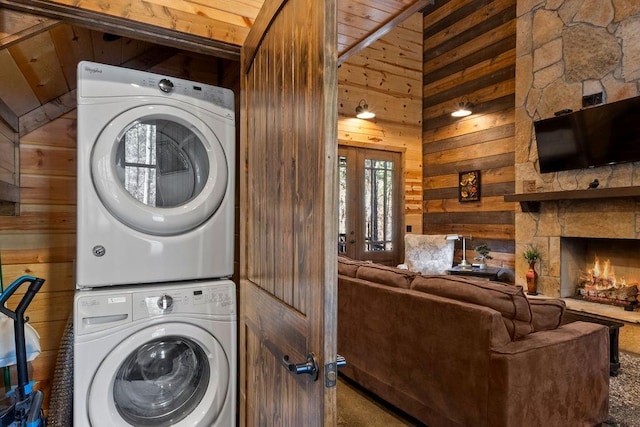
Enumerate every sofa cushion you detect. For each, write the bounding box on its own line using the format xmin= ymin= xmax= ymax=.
xmin=404 ymin=234 xmax=454 ymax=275
xmin=410 ymin=275 xmax=534 ymax=340
xmin=355 ymin=263 xmax=418 ymax=289
xmin=529 ymin=298 xmax=566 ymax=332
xmin=338 ymin=256 xmax=362 ymax=277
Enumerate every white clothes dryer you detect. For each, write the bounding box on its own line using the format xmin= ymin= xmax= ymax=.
xmin=73 ymin=280 xmax=236 ymax=427
xmin=76 ymin=61 xmax=235 ymax=288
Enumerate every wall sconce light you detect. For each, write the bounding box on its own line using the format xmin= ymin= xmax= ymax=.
xmin=355 ymin=99 xmax=375 ymax=119
xmin=451 ymin=97 xmax=473 ymax=118
xmin=445 ymin=234 xmax=473 ymax=269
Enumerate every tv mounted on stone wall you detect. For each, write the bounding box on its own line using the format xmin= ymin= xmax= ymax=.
xmin=534 ymin=95 xmax=640 ymax=173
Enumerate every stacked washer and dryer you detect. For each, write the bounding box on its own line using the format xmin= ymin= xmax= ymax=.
xmin=73 ymin=61 xmax=236 ymax=427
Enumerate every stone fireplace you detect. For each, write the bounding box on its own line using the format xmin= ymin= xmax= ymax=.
xmin=514 ymin=1 xmax=640 ymax=352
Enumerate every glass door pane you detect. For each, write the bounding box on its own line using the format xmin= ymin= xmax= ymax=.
xmin=364 ymin=158 xmax=394 ymax=253
xmin=338 ymin=155 xmax=348 ymax=255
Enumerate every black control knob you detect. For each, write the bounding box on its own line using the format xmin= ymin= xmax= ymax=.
xmin=158 ymin=78 xmax=174 ymax=93
xmin=157 ymin=294 xmax=173 ymax=310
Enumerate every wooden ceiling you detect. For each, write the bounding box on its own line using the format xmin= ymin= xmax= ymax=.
xmin=0 ymin=0 xmax=430 ymax=134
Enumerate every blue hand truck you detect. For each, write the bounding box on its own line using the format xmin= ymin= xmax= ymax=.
xmin=0 ymin=276 xmax=46 ymax=427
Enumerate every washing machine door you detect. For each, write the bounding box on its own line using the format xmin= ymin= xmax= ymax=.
xmin=88 ymin=323 xmax=229 ymax=427
xmin=91 ymin=105 xmax=229 ymax=236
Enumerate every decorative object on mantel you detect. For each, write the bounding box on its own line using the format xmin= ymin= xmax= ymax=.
xmin=355 ymin=99 xmax=375 ymax=119
xmin=458 ymin=170 xmax=480 ymax=202
xmin=451 ymin=96 xmax=473 ymax=117
xmin=587 ymin=178 xmax=599 ymax=189
xmin=445 ymin=234 xmax=473 ymax=270
xmin=473 ymin=243 xmax=492 ymax=270
xmin=523 ymin=180 xmax=537 ymax=193
xmin=523 ymin=245 xmax=541 ymax=295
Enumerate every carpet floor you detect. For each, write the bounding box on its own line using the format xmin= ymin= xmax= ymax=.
xmin=338 ymin=351 xmax=640 ymax=427
xmin=607 ymin=351 xmax=640 ymax=427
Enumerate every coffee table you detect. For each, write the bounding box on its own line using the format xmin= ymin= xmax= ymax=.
xmin=561 ymin=310 xmax=624 ymax=376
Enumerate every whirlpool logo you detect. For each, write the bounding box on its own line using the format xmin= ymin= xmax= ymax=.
xmin=84 ymin=65 xmax=103 ymax=74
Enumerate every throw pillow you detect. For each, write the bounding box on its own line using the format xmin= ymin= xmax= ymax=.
xmin=529 ymin=298 xmax=566 ymax=331
xmin=403 ymin=234 xmax=454 ymax=275
xmin=338 ymin=255 xmax=362 ymax=277
xmin=355 ymin=264 xmax=418 ymax=289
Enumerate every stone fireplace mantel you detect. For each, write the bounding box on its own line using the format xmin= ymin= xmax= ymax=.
xmin=505 ymin=186 xmax=640 ymax=212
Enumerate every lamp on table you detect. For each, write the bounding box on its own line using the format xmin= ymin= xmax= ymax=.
xmin=445 ymin=234 xmax=473 ymax=269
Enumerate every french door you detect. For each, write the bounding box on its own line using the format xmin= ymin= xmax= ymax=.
xmin=338 ymin=146 xmax=403 ymax=265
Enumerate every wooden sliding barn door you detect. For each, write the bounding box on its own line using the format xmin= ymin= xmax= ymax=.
xmin=239 ymin=0 xmax=338 ymax=425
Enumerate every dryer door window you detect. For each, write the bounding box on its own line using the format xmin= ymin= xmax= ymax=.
xmin=113 ymin=336 xmax=209 ymax=426
xmin=117 ymin=120 xmax=209 ymax=208
xmin=92 ymin=106 xmax=229 ymax=236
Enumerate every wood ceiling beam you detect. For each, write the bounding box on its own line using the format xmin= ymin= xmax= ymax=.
xmin=0 ymin=98 xmax=19 ymax=132
xmin=0 ymin=0 xmax=241 ymax=60
xmin=337 ymin=0 xmax=433 ymax=66
xmin=0 ymin=7 xmax=59 ymax=50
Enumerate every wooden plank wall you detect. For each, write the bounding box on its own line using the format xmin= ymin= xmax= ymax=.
xmin=0 ymin=54 xmax=238 ymax=411
xmin=337 ymin=12 xmax=423 ymax=235
xmin=0 ymin=111 xmax=76 ymax=408
xmin=422 ymin=0 xmax=516 ymax=269
xmin=0 ymin=118 xmax=18 ymax=214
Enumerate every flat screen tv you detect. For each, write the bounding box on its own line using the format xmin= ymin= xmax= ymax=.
xmin=534 ymin=96 xmax=640 ymax=173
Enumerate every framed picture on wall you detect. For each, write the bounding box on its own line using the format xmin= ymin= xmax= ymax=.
xmin=458 ymin=170 xmax=480 ymax=202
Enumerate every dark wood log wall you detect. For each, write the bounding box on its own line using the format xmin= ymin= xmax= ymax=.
xmin=422 ymin=0 xmax=516 ymax=269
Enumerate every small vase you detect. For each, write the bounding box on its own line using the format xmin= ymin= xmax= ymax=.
xmin=526 ymin=261 xmax=538 ymax=295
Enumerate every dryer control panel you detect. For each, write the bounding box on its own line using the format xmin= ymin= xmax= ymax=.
xmin=77 ymin=60 xmax=235 ymax=115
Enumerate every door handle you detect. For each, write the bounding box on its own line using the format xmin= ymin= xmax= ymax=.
xmin=282 ymin=353 xmax=319 ymax=381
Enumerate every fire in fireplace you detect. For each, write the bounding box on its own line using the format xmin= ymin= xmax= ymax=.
xmin=560 ymin=237 xmax=640 ymax=312
xmin=577 ymin=255 xmax=639 ymax=310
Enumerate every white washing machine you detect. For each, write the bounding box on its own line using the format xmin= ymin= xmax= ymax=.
xmin=74 ymin=280 xmax=236 ymax=427
xmin=76 ymin=61 xmax=235 ymax=288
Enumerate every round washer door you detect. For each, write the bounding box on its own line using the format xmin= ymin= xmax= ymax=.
xmin=91 ymin=105 xmax=229 ymax=236
xmin=88 ymin=323 xmax=229 ymax=427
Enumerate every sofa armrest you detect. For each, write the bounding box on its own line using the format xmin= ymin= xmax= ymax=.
xmin=488 ymin=322 xmax=609 ymax=426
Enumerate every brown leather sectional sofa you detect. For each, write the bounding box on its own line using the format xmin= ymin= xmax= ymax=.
xmin=337 ymin=257 xmax=610 ymax=427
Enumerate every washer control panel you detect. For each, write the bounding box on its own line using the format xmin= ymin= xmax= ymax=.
xmin=75 ymin=280 xmax=236 ymax=336
xmin=133 ymin=281 xmax=235 ymax=319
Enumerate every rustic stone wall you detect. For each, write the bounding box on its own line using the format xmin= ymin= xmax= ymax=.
xmin=514 ymin=0 xmax=640 ymax=297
